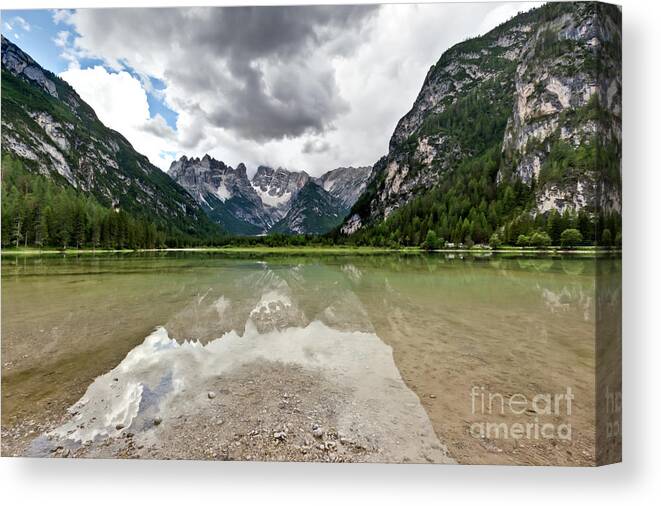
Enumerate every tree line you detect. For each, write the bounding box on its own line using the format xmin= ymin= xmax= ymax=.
xmin=2 ymin=156 xmax=176 ymax=249
xmin=2 ymin=152 xmax=621 ymax=251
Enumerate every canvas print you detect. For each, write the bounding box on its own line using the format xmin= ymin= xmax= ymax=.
xmin=1 ymin=2 xmax=621 ymax=466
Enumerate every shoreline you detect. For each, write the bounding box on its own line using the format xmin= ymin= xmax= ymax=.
xmin=1 ymin=246 xmax=621 ymax=256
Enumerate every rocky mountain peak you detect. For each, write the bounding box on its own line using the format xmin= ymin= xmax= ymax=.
xmin=315 ymin=166 xmax=372 ymax=209
xmin=270 ymin=180 xmax=346 ymax=235
xmin=250 ymin=165 xmax=310 ymax=211
xmin=170 ymin=156 xmax=373 ymax=235
xmin=2 ymin=35 xmax=59 ymax=98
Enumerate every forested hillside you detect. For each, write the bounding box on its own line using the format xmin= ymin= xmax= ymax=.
xmin=338 ymin=2 xmax=622 ymax=248
xmin=1 ymin=155 xmax=219 ymax=248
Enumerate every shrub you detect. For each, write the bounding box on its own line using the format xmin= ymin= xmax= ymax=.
xmin=530 ymin=231 xmax=552 ymax=248
xmin=601 ymin=228 xmax=612 ymax=248
xmin=560 ymin=228 xmax=583 ymax=249
xmin=516 ymin=234 xmax=530 ymax=247
xmin=421 ymin=230 xmax=440 ymax=250
xmin=489 ymin=233 xmax=502 ymax=249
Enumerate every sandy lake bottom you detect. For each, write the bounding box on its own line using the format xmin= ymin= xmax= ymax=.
xmin=1 ymin=252 xmax=620 ymax=465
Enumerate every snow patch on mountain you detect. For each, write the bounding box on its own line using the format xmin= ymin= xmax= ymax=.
xmin=252 ymin=185 xmax=293 ymax=208
xmin=215 ymin=183 xmax=231 ymax=202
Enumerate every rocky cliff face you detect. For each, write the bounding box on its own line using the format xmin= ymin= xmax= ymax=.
xmin=251 ymin=165 xmax=311 ymax=224
xmin=271 ymin=181 xmax=347 ymax=235
xmin=342 ymin=2 xmax=621 ymax=236
xmin=169 ymin=155 xmax=268 ymax=234
xmin=499 ymin=4 xmax=621 ymax=214
xmin=170 ymin=155 xmax=371 ymax=235
xmin=1 ymin=36 xmax=213 ymax=236
xmin=2 ymin=36 xmax=59 ymax=98
xmin=314 ymin=166 xmax=372 ymax=209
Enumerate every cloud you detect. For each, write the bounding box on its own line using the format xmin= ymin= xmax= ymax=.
xmin=53 ymin=30 xmax=79 ymax=68
xmin=4 ymin=15 xmax=32 ymax=37
xmin=53 ymin=30 xmax=69 ymax=48
xmin=60 ymin=66 xmax=148 ymax=129
xmin=53 ymin=3 xmax=543 ymax=175
xmin=52 ymin=9 xmax=73 ymax=25
xmin=302 ymin=138 xmax=332 ymax=155
xmin=7 ymin=16 xmax=31 ymax=32
xmin=478 ymin=3 xmax=537 ymax=35
xmin=141 ymin=114 xmax=177 ymax=141
xmin=57 ymin=6 xmax=376 ymax=145
xmin=58 ymin=65 xmax=176 ymax=168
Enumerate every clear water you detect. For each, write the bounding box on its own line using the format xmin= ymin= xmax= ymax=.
xmin=1 ymin=252 xmax=620 ymax=464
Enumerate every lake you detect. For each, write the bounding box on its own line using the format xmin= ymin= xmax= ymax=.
xmin=0 ymin=252 xmax=621 ymax=464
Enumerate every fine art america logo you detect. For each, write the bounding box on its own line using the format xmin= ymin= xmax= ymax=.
xmin=469 ymin=386 xmax=574 ymax=441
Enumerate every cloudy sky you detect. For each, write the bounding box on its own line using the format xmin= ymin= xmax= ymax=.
xmin=2 ymin=2 xmax=542 ymax=176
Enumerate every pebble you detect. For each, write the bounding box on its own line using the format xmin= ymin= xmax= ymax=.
xmin=153 ymin=417 xmax=162 ymax=426
xmin=115 ymin=423 xmax=125 ymax=430
xmin=273 ymin=431 xmax=287 ymax=441
xmin=312 ymin=427 xmax=324 ymax=438
xmin=207 ymin=391 xmax=216 ymax=399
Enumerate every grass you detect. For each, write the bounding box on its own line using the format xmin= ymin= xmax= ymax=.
xmin=1 ymin=245 xmax=619 ymax=256
xmin=0 ymin=245 xmax=402 ymax=256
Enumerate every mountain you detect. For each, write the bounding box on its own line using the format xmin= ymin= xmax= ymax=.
xmin=168 ymin=155 xmax=266 ymax=235
xmin=314 ymin=166 xmax=372 ymax=209
xmin=170 ymin=155 xmax=371 ymax=235
xmin=340 ymin=2 xmax=621 ymax=246
xmin=251 ymin=165 xmax=310 ymax=224
xmin=1 ymin=36 xmax=218 ymax=242
xmin=271 ymin=180 xmax=347 ymax=235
